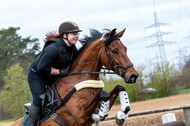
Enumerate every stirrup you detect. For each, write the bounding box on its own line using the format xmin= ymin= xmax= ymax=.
xmin=24 ymin=103 xmax=31 ymax=114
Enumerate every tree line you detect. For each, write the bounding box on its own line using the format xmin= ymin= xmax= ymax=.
xmin=0 ymin=27 xmax=40 ymax=120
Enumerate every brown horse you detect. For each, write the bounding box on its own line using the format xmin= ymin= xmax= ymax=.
xmin=13 ymin=28 xmax=138 ymax=126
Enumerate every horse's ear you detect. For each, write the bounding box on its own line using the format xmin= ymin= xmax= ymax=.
xmin=117 ymin=28 xmax=126 ymax=37
xmin=110 ymin=28 xmax=117 ymax=37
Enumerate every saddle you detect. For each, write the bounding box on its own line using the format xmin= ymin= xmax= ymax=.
xmin=24 ymin=85 xmax=53 ymax=115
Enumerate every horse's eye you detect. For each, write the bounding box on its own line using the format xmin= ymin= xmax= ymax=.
xmin=111 ymin=50 xmax=118 ymax=54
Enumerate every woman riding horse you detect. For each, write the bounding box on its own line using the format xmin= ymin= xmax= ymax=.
xmin=27 ymin=21 xmax=82 ymax=126
xmin=13 ymin=27 xmax=138 ymax=126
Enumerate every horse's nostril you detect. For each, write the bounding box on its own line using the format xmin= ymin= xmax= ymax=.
xmin=130 ymin=74 xmax=137 ymax=83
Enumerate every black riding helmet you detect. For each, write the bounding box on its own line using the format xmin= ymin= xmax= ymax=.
xmin=59 ymin=21 xmax=82 ymax=36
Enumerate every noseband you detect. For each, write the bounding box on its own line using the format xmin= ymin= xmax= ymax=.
xmin=104 ymin=35 xmax=133 ymax=76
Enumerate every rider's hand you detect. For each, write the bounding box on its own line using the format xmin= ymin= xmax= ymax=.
xmin=59 ymin=69 xmax=68 ymax=77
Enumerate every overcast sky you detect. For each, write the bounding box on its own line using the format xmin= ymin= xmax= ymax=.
xmin=1 ymin=0 xmax=190 ymax=67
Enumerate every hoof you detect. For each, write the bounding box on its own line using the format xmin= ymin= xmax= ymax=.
xmin=115 ymin=117 xmax=124 ymax=126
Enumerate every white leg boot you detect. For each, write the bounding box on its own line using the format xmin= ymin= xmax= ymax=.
xmin=92 ymin=100 xmax=110 ymax=122
xmin=116 ymin=91 xmax=130 ymax=125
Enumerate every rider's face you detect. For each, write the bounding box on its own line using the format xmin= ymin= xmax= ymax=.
xmin=67 ymin=32 xmax=80 ymax=45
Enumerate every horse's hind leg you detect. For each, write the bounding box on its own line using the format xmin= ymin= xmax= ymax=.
xmin=109 ymin=85 xmax=130 ymax=125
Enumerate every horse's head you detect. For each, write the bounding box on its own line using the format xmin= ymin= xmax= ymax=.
xmin=100 ymin=28 xmax=138 ymax=83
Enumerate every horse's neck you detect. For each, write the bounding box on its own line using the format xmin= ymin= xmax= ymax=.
xmin=70 ymin=40 xmax=103 ymax=79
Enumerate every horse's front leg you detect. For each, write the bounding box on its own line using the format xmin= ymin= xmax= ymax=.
xmin=109 ymin=85 xmax=130 ymax=126
xmin=91 ymin=90 xmax=110 ymax=122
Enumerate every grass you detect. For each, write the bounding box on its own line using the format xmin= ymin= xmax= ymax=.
xmin=179 ymin=88 xmax=190 ymax=94
xmin=0 ymin=118 xmax=16 ymax=123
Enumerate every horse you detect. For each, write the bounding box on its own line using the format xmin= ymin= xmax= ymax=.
xmin=13 ymin=28 xmax=138 ymax=126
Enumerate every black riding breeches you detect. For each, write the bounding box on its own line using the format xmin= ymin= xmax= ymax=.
xmin=28 ymin=62 xmax=45 ymax=107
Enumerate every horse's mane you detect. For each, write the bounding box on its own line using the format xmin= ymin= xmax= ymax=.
xmin=78 ymin=29 xmax=102 ymax=54
xmin=44 ymin=29 xmax=103 ymax=54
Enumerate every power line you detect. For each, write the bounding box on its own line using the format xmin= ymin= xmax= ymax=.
xmin=132 ymin=0 xmax=144 ymax=33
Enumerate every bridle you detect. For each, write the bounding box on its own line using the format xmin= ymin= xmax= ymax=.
xmin=68 ymin=34 xmax=133 ymax=76
xmin=104 ymin=35 xmax=133 ymax=77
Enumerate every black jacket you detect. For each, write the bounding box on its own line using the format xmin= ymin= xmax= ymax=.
xmin=33 ymin=38 xmax=78 ymax=85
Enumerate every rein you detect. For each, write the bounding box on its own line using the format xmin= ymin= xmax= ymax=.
xmin=67 ymin=35 xmax=133 ymax=76
xmin=67 ymin=68 xmax=115 ymax=76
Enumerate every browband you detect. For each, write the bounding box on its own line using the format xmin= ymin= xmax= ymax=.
xmin=104 ymin=35 xmax=120 ymax=46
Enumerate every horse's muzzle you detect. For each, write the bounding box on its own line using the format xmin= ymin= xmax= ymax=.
xmin=123 ymin=74 xmax=138 ymax=84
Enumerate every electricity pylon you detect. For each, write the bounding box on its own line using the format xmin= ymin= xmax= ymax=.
xmin=145 ymin=11 xmax=175 ymax=65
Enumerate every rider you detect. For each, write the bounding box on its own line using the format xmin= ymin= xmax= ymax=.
xmin=27 ymin=21 xmax=82 ymax=126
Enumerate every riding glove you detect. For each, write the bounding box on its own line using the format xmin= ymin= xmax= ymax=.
xmin=59 ymin=69 xmax=68 ymax=77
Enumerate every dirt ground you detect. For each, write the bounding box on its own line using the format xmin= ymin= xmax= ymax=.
xmin=1 ymin=93 xmax=190 ymax=126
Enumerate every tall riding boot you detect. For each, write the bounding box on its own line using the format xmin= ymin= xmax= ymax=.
xmin=28 ymin=103 xmax=41 ymax=126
